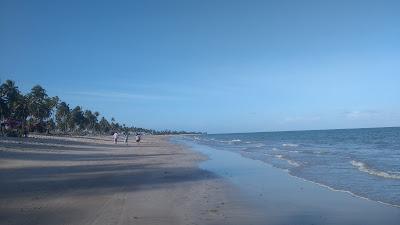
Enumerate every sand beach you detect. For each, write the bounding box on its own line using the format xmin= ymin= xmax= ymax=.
xmin=1 ymin=135 xmax=399 ymax=225
xmin=0 ymin=135 xmax=265 ymax=225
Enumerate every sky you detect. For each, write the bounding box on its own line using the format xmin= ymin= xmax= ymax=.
xmin=1 ymin=0 xmax=399 ymax=133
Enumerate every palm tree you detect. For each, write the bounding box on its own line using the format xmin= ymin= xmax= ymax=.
xmin=55 ymin=101 xmax=70 ymax=132
xmin=0 ymin=80 xmax=20 ymax=120
xmin=70 ymin=106 xmax=85 ymax=131
xmin=13 ymin=94 xmax=29 ymax=121
xmin=27 ymin=85 xmax=58 ymax=131
xmin=99 ymin=117 xmax=110 ymax=134
xmin=84 ymin=110 xmax=99 ymax=132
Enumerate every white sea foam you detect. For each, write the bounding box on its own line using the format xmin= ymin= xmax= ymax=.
xmin=231 ymin=139 xmax=241 ymax=142
xmin=261 ymin=155 xmax=400 ymax=208
xmin=286 ymin=173 xmax=400 ymax=209
xmin=282 ymin=143 xmax=299 ymax=147
xmin=180 ymin=137 xmax=400 ymax=208
xmin=250 ymin=152 xmax=400 ymax=208
xmin=350 ymin=160 xmax=400 ymax=180
xmin=274 ymin=154 xmax=300 ymax=167
xmin=254 ymin=143 xmax=266 ymax=148
xmin=245 ymin=141 xmax=251 ymax=144
xmin=389 ymin=170 xmax=400 ymax=174
xmin=287 ymin=160 xmax=300 ymax=167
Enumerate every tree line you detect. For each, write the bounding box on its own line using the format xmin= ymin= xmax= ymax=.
xmin=0 ymin=79 xmax=201 ymax=137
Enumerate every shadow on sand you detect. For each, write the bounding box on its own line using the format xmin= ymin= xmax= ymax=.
xmin=0 ymin=137 xmax=215 ymax=201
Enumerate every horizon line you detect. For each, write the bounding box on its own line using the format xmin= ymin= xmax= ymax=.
xmin=208 ymin=126 xmax=400 ymax=135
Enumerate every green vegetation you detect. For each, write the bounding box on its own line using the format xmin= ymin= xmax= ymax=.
xmin=0 ymin=79 xmax=200 ymax=137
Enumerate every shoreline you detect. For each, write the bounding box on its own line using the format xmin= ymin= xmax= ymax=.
xmin=2 ymin=134 xmax=399 ymax=225
xmin=181 ymin=130 xmax=400 ymax=209
xmin=287 ymin=171 xmax=400 ymax=209
xmin=237 ymin=150 xmax=400 ymax=209
xmin=0 ymin=135 xmax=266 ymax=225
xmin=177 ymin=138 xmax=400 ymax=225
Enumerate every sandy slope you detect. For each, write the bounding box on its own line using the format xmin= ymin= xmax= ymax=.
xmin=0 ymin=135 xmax=264 ymax=225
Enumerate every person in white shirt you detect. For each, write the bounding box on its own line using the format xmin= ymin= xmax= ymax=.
xmin=113 ymin=132 xmax=118 ymax=144
xmin=135 ymin=133 xmax=141 ymax=143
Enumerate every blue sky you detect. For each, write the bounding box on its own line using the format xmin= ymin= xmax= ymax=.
xmin=1 ymin=0 xmax=399 ymax=133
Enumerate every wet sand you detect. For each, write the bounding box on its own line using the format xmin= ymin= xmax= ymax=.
xmin=0 ymin=135 xmax=265 ymax=225
xmin=180 ymin=139 xmax=400 ymax=225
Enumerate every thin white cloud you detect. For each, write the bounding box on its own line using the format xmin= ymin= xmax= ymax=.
xmin=344 ymin=110 xmax=379 ymax=120
xmin=67 ymin=91 xmax=186 ymax=101
xmin=122 ymin=82 xmax=238 ymax=97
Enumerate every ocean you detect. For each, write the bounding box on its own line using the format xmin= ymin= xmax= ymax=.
xmin=180 ymin=127 xmax=400 ymax=207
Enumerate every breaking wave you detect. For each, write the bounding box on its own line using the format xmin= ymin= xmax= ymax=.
xmin=350 ymin=160 xmax=400 ymax=180
xmin=282 ymin=143 xmax=299 ymax=147
xmin=275 ymin=154 xmax=301 ymax=167
xmin=254 ymin=143 xmax=266 ymax=148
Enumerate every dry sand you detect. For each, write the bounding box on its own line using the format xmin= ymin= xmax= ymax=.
xmin=0 ymin=135 xmax=265 ymax=225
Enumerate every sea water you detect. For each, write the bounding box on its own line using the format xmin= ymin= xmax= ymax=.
xmin=181 ymin=127 xmax=400 ymax=207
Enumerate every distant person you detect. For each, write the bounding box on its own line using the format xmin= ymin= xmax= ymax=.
xmin=124 ymin=132 xmax=129 ymax=145
xmin=23 ymin=126 xmax=28 ymax=138
xmin=0 ymin=122 xmax=5 ymax=136
xmin=135 ymin=133 xmax=141 ymax=143
xmin=113 ymin=132 xmax=119 ymax=144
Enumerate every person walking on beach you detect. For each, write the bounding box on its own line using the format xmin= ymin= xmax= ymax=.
xmin=23 ymin=125 xmax=28 ymax=138
xmin=135 ymin=133 xmax=141 ymax=143
xmin=113 ymin=132 xmax=119 ymax=144
xmin=124 ymin=132 xmax=129 ymax=145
